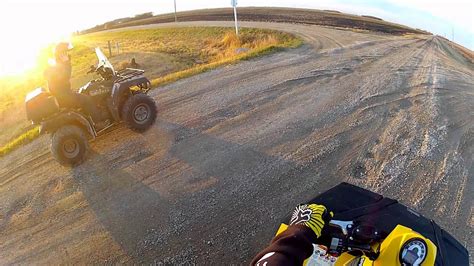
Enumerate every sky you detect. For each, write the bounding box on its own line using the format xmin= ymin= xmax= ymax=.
xmin=0 ymin=0 xmax=472 ymax=76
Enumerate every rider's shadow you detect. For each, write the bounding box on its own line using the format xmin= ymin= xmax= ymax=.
xmin=71 ymin=151 xmax=169 ymax=262
xmin=156 ymin=121 xmax=334 ymax=262
xmin=71 ymin=121 xmax=338 ymax=263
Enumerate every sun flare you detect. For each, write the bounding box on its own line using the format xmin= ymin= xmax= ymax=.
xmin=0 ymin=3 xmax=74 ymax=77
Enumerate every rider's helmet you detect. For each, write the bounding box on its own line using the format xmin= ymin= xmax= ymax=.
xmin=54 ymin=42 xmax=73 ymax=62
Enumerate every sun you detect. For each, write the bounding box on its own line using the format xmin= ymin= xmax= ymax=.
xmin=0 ymin=4 xmax=73 ymax=77
xmin=0 ymin=42 xmax=45 ymax=77
xmin=0 ymin=26 xmax=72 ymax=77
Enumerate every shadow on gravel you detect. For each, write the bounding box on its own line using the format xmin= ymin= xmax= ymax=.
xmin=155 ymin=121 xmax=341 ymax=263
xmin=161 ymin=120 xmax=297 ymax=190
xmin=71 ymin=152 xmax=168 ymax=262
xmin=70 ymin=121 xmax=339 ymax=263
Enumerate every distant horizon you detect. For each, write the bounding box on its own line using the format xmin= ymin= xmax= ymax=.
xmin=81 ymin=6 xmax=432 ymax=34
xmin=0 ymin=0 xmax=472 ymax=76
xmin=82 ymin=5 xmax=473 ymax=51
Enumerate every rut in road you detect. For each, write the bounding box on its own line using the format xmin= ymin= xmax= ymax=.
xmin=0 ymin=22 xmax=472 ymax=264
xmin=343 ymin=37 xmax=473 ymax=240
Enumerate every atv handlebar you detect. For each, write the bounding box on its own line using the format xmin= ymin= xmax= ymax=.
xmin=324 ymin=220 xmax=382 ymax=260
xmin=87 ymin=65 xmax=96 ymax=74
xmin=329 ymin=220 xmax=354 ymax=235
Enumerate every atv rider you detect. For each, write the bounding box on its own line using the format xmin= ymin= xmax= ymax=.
xmin=252 ymin=204 xmax=332 ymax=265
xmin=44 ymin=42 xmax=108 ymax=128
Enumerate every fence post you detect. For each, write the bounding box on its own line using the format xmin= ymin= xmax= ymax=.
xmin=108 ymin=41 xmax=112 ymax=57
xmin=116 ymin=42 xmax=120 ymax=55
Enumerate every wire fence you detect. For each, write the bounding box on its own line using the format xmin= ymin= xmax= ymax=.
xmin=105 ymin=41 xmax=121 ymax=57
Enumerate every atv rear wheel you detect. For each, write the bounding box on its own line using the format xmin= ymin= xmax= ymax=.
xmin=51 ymin=125 xmax=88 ymax=166
xmin=121 ymin=93 xmax=157 ymax=132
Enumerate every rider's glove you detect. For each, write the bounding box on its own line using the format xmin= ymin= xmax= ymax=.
xmin=289 ymin=204 xmax=333 ymax=238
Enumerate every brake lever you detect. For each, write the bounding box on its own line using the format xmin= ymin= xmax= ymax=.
xmin=329 ymin=220 xmax=354 ymax=235
xmin=328 ymin=220 xmax=381 ymax=260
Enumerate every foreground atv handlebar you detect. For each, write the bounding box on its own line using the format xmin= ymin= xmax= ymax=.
xmin=325 ymin=220 xmax=382 ymax=260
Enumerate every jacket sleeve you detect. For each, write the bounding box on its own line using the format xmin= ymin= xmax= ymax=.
xmin=251 ymin=224 xmax=317 ymax=266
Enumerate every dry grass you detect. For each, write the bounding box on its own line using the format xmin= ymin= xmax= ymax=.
xmin=151 ymin=31 xmax=301 ymax=88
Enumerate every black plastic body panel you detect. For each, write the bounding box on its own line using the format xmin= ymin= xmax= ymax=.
xmin=40 ymin=111 xmax=96 ymax=138
xmin=110 ymin=75 xmax=150 ymax=119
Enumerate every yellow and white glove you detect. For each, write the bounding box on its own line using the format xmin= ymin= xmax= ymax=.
xmin=289 ymin=204 xmax=332 ymax=238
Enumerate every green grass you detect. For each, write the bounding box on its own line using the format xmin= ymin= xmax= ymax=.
xmin=0 ymin=126 xmax=40 ymax=158
xmin=0 ymin=27 xmax=302 ymax=158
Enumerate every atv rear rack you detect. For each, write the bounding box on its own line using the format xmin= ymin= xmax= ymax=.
xmin=116 ymin=68 xmax=146 ymax=83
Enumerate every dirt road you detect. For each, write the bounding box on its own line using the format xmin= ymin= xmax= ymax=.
xmin=0 ymin=21 xmax=472 ymax=264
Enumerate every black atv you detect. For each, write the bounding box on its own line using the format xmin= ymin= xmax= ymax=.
xmin=25 ymin=48 xmax=157 ymax=166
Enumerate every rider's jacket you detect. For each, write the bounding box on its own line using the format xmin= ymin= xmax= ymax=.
xmin=44 ymin=60 xmax=72 ymax=98
xmin=251 ymin=225 xmax=316 ymax=266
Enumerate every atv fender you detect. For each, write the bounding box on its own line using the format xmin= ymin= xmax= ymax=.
xmin=40 ymin=111 xmax=96 ymax=139
xmin=111 ymin=76 xmax=150 ymax=120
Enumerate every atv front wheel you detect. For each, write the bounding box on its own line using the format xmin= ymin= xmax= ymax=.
xmin=121 ymin=93 xmax=157 ymax=132
xmin=51 ymin=125 xmax=89 ymax=166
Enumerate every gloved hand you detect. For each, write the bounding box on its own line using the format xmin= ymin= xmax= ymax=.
xmin=289 ymin=204 xmax=333 ymax=238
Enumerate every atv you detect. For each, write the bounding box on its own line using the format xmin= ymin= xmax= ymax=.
xmin=274 ymin=183 xmax=468 ymax=265
xmin=25 ymin=48 xmax=157 ymax=166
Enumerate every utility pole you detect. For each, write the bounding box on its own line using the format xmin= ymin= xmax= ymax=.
xmin=173 ymin=0 xmax=177 ymax=22
xmin=231 ymin=0 xmax=239 ymax=36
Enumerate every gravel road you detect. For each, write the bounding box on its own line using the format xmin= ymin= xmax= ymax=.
xmin=0 ymin=21 xmax=472 ymax=264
